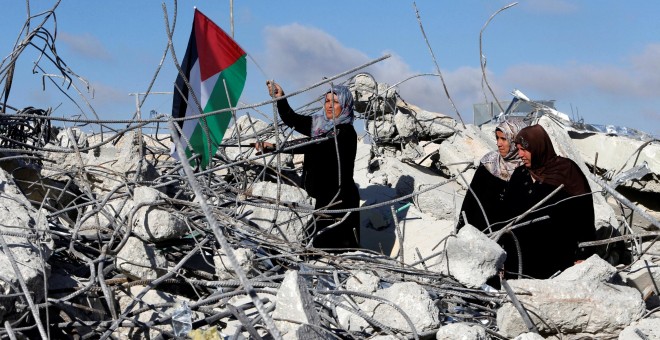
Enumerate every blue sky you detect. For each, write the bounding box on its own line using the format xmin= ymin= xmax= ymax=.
xmin=2 ymin=1 xmax=659 ymax=137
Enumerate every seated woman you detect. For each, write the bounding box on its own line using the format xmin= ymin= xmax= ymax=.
xmin=503 ymin=124 xmax=597 ymax=279
xmin=457 ymin=119 xmax=527 ymax=232
xmin=260 ymin=81 xmax=360 ymax=250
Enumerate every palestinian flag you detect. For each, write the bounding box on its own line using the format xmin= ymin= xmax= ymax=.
xmin=171 ymin=8 xmax=247 ymax=169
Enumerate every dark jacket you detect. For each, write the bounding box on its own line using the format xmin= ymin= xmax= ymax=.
xmin=276 ymin=98 xmax=360 ymax=248
xmin=457 ymin=164 xmax=510 ymax=232
xmin=503 ymin=163 xmax=597 ymax=279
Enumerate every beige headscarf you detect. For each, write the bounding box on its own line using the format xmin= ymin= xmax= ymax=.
xmin=480 ymin=119 xmax=527 ymax=181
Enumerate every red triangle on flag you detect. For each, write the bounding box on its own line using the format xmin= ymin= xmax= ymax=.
xmin=193 ymin=9 xmax=246 ymax=82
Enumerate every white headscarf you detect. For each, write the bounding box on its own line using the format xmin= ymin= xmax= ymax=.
xmin=310 ymin=85 xmax=354 ymax=137
xmin=480 ymin=119 xmax=527 ymax=181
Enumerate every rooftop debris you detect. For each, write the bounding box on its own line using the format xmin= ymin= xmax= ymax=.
xmin=1 ymin=2 xmax=659 ymax=339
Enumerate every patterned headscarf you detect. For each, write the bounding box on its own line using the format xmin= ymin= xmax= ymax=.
xmin=480 ymin=119 xmax=527 ymax=180
xmin=311 ymin=85 xmax=354 ymax=137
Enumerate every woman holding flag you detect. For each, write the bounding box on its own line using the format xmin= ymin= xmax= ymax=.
xmin=259 ymin=81 xmax=360 ymax=250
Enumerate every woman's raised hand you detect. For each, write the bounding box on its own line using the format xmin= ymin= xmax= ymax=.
xmin=266 ymin=81 xmax=284 ymax=98
xmin=252 ymin=141 xmax=275 ymax=155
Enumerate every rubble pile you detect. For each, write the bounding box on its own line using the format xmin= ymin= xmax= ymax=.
xmin=0 ymin=72 xmax=658 ymax=340
xmin=2 ymin=4 xmax=660 ymax=337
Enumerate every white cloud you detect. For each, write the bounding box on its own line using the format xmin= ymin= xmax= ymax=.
xmin=88 ymin=81 xmax=131 ymax=107
xmin=59 ymin=32 xmax=113 ymax=61
xmin=629 ymin=43 xmax=660 ymax=96
xmin=261 ymin=24 xmax=489 ymax=120
xmin=259 ymin=24 xmax=659 ymax=134
xmin=263 ymin=23 xmax=369 ymax=89
xmin=501 ymin=42 xmax=660 ymax=101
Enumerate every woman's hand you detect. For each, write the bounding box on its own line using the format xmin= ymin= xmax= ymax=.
xmin=252 ymin=141 xmax=275 ymax=155
xmin=266 ymin=81 xmax=284 ymax=98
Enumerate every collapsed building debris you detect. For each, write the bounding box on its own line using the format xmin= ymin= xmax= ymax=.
xmin=0 ymin=72 xmax=658 ymax=339
xmin=1 ymin=3 xmax=660 ymax=340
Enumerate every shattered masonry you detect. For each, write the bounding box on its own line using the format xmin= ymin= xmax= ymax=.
xmin=1 ymin=2 xmax=660 ymax=339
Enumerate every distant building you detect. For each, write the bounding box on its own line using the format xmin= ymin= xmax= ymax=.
xmin=473 ymin=99 xmax=556 ymax=126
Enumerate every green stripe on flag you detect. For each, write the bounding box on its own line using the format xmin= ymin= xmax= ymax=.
xmin=188 ymin=56 xmax=246 ymax=169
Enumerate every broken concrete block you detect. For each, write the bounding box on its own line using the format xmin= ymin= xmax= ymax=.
xmin=132 ymin=186 xmax=188 ymax=242
xmin=116 ymin=285 xmax=202 ymax=339
xmin=351 ymin=73 xmax=397 ymax=114
xmin=496 ymin=278 xmax=645 ymax=338
xmin=396 ymin=102 xmax=456 ymax=140
xmin=366 ymin=115 xmax=397 ymax=141
xmin=0 ymin=168 xmax=52 ymax=321
xmin=345 ymin=271 xmax=380 ymax=304
xmin=437 ymin=123 xmax=493 ymax=177
xmin=246 ymin=181 xmax=314 ymax=244
xmin=618 ymin=318 xmax=660 ymax=340
xmin=622 ymin=258 xmax=660 ymax=301
xmin=554 ymin=254 xmax=619 ymax=284
xmin=213 ymin=247 xmax=255 ymax=280
xmin=513 ymin=332 xmax=545 ymax=340
xmin=337 ymin=281 xmax=440 ymax=334
xmin=372 ymin=156 xmax=463 ymax=221
xmin=115 ymin=236 xmax=168 ymax=280
xmin=436 ymin=225 xmax=506 ymax=288
xmin=78 ymin=196 xmax=135 ymax=234
xmin=272 ymin=270 xmax=324 ymax=339
xmin=436 ymin=322 xmax=488 ymax=340
xmin=373 ymin=282 xmax=440 ymax=333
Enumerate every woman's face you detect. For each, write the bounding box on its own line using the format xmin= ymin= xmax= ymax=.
xmin=496 ymin=130 xmax=510 ymax=157
xmin=324 ymin=92 xmax=342 ymax=120
xmin=516 ymin=144 xmax=532 ymax=168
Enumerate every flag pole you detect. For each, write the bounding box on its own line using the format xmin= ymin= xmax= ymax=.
xmin=230 ymin=0 xmax=234 ymax=38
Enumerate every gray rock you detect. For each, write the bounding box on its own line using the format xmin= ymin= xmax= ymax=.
xmin=273 ymin=270 xmax=325 ymax=339
xmin=366 ymin=115 xmax=397 ymax=141
xmin=554 ymin=254 xmax=619 ymax=283
xmin=345 ymin=271 xmax=380 ymax=303
xmin=618 ymin=318 xmax=660 ymax=340
xmin=373 ymin=156 xmax=462 ymax=221
xmin=246 ymin=181 xmax=314 ymax=244
xmin=436 ymin=323 xmax=488 ymax=340
xmin=115 ymin=237 xmax=168 ymax=280
xmin=213 ymin=247 xmax=255 ymax=280
xmin=132 ymin=186 xmax=188 ymax=242
xmin=436 ymin=225 xmax=506 ymax=288
xmin=513 ymin=332 xmax=546 ymax=340
xmin=497 ymin=278 xmax=645 ymax=338
xmin=373 ymin=282 xmax=441 ymax=333
xmin=337 ymin=281 xmax=440 ymax=334
xmin=116 ymin=285 xmax=201 ymax=339
xmin=0 ymin=168 xmax=53 ymax=320
xmin=437 ymin=123 xmax=494 ymax=177
xmin=397 ymin=102 xmax=456 ymax=140
xmin=43 ymin=131 xmax=159 ymax=194
xmin=351 ymin=73 xmax=397 ymax=115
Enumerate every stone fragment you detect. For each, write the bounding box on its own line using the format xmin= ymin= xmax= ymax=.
xmin=372 ymin=282 xmax=441 ymax=333
xmin=272 ymin=270 xmax=325 ymax=339
xmin=116 ymin=236 xmax=168 ymax=280
xmin=618 ymin=318 xmax=660 ymax=340
xmin=246 ymin=181 xmax=314 ymax=243
xmin=0 ymin=168 xmax=53 ymax=320
xmin=436 ymin=322 xmax=488 ymax=340
xmin=213 ymin=247 xmax=255 ymax=280
xmin=436 ymin=225 xmax=506 ymax=288
xmin=497 ymin=277 xmax=645 ymax=338
xmin=133 ymin=186 xmax=188 ymax=242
